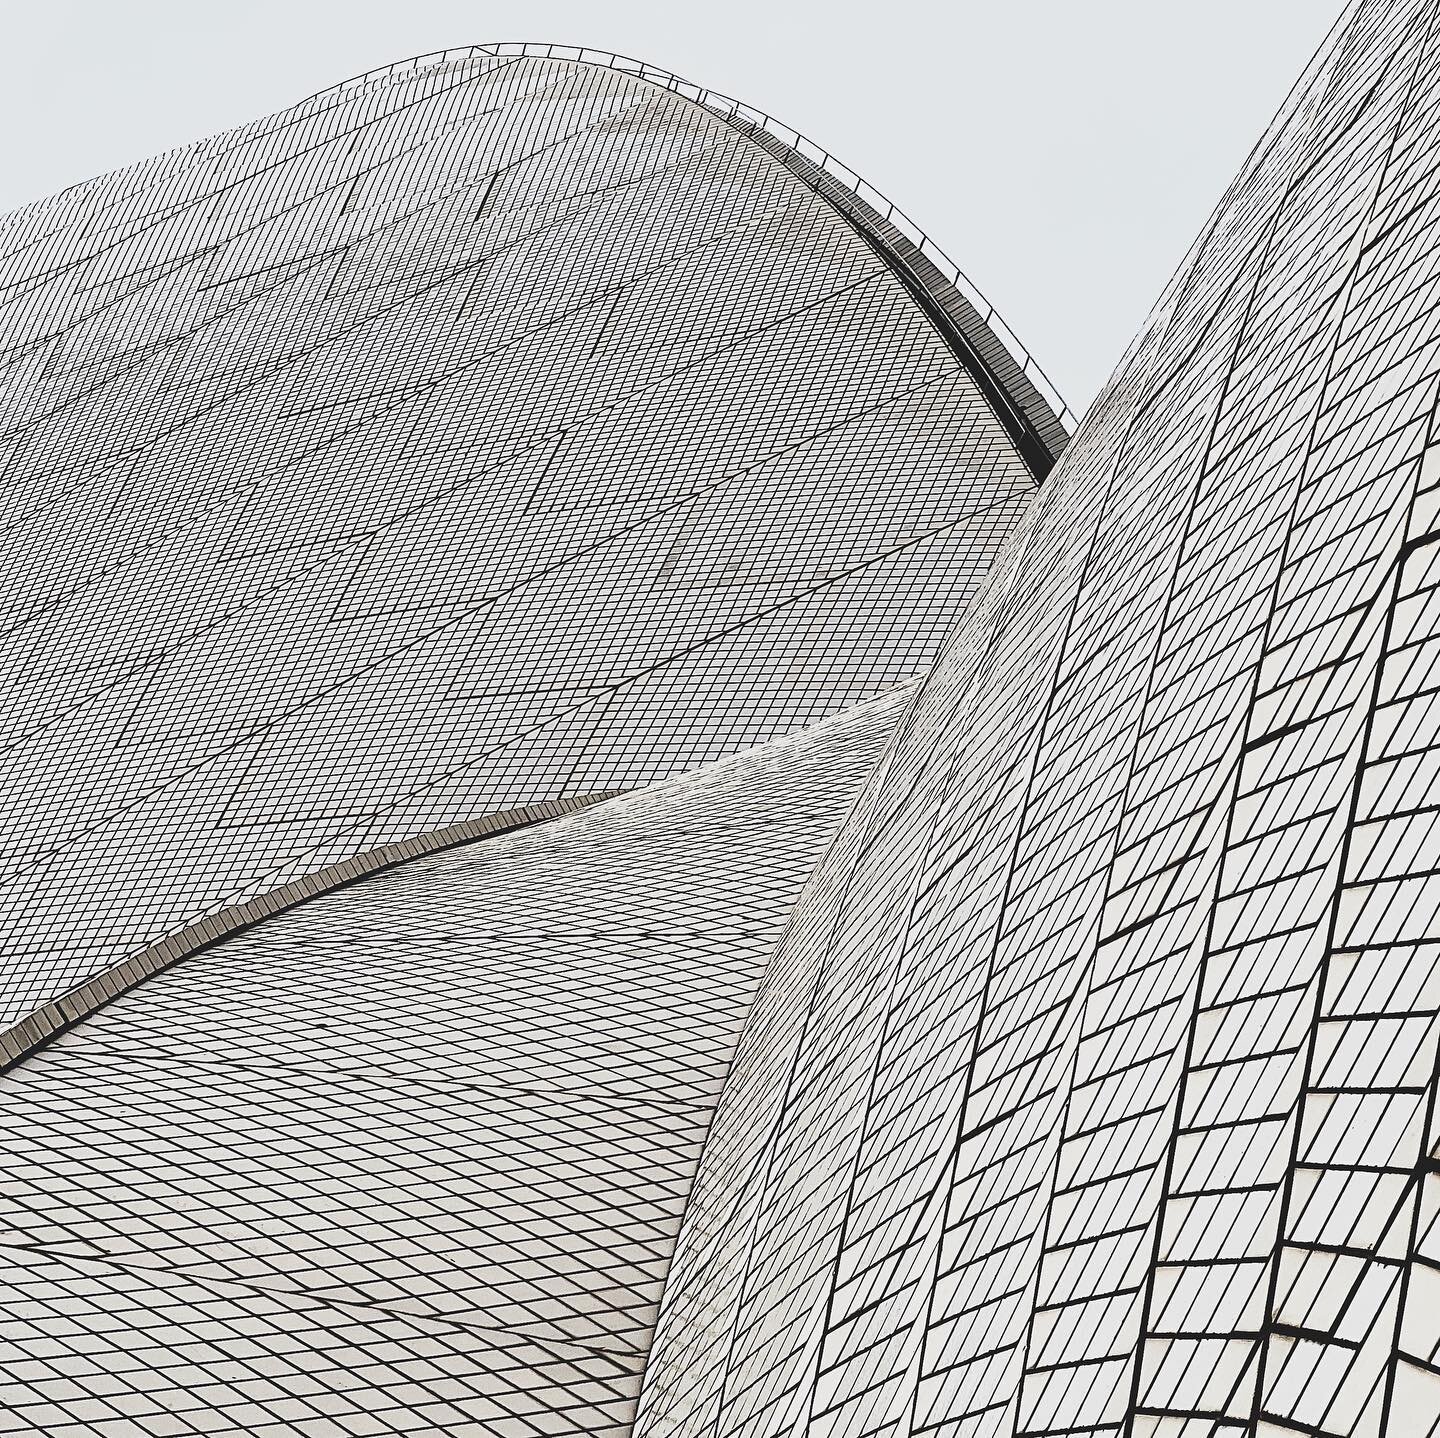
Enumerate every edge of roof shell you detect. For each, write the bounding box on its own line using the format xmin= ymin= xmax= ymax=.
xmin=308 ymin=42 xmax=1077 ymax=475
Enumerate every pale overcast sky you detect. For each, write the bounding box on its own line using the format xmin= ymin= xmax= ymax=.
xmin=6 ymin=1 xmax=1345 ymax=411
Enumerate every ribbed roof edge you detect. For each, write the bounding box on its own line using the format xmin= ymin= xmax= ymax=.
xmin=304 ymin=42 xmax=1076 ymax=473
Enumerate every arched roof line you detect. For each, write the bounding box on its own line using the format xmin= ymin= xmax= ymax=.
xmin=0 ymin=793 xmax=620 ymax=1075
xmin=299 ymin=42 xmax=1075 ymax=475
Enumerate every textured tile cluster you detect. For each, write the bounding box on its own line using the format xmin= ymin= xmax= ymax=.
xmin=5 ymin=4 xmax=1440 ymax=1437
xmin=640 ymin=4 xmax=1440 ymax=1435
xmin=0 ymin=48 xmax=1056 ymax=1026
xmin=0 ymin=690 xmax=904 ymax=1436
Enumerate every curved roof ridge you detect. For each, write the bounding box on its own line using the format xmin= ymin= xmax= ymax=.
xmin=301 ymin=42 xmax=1076 ymax=472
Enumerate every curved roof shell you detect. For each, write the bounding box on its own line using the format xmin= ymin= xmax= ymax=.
xmin=0 ymin=681 xmax=905 ymax=1437
xmin=0 ymin=51 xmax=1062 ymax=1025
xmin=639 ymin=6 xmax=1440 ymax=1435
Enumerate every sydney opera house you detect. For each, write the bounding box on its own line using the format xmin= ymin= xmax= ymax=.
xmin=0 ymin=4 xmax=1436 ymax=1435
